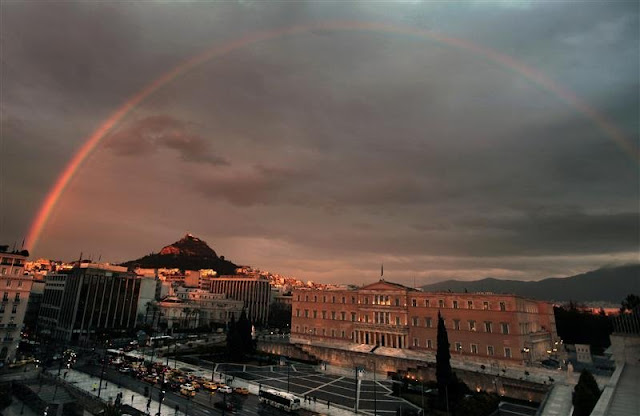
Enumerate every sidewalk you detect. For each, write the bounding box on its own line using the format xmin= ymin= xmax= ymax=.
xmin=46 ymin=368 xmax=187 ymax=416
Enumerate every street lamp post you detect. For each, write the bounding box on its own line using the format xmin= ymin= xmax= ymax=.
xmin=157 ymin=389 xmax=165 ymax=416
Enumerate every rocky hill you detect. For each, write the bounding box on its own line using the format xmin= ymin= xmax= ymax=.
xmin=421 ymin=264 xmax=640 ymax=303
xmin=122 ymin=233 xmax=237 ymax=274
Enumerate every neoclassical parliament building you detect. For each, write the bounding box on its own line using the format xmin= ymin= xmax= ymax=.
xmin=290 ymin=280 xmax=559 ymax=365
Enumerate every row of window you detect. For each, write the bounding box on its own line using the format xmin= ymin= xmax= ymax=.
xmin=410 ymin=338 xmax=513 ymax=358
xmin=412 ymin=316 xmax=510 ymax=334
xmin=296 ymin=293 xmax=508 ymax=311
xmin=410 ymin=298 xmax=506 ymax=311
xmin=294 ymin=326 xmax=350 ymax=339
xmin=295 ymin=309 xmax=510 ymax=334
xmin=1 ymin=292 xmax=21 ymax=302
xmin=0 ymin=305 xmax=18 ymax=314
xmin=3 ymin=279 xmax=24 ymax=287
xmin=296 ymin=309 xmax=357 ymax=321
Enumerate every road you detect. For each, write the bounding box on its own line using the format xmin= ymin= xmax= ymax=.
xmin=78 ymin=363 xmax=316 ymax=416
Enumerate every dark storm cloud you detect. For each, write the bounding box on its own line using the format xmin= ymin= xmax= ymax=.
xmin=1 ymin=1 xmax=638 ymax=283
xmin=106 ymin=115 xmax=228 ymax=165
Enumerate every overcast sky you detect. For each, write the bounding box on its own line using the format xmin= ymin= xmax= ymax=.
xmin=1 ymin=1 xmax=638 ymax=286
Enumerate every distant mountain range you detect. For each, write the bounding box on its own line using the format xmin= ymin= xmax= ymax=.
xmin=421 ymin=264 xmax=640 ymax=303
xmin=122 ymin=234 xmax=238 ymax=275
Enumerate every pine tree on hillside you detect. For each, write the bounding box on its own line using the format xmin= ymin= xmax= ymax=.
xmin=572 ymin=369 xmax=601 ymax=416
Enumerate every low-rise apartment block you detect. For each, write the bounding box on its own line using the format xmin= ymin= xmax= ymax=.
xmin=0 ymin=249 xmax=34 ymax=363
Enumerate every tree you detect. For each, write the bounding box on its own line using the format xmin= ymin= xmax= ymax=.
xmin=436 ymin=311 xmax=452 ymax=402
xmin=572 ymin=369 xmax=601 ymax=416
xmin=237 ymin=309 xmax=255 ymax=356
xmin=620 ymin=294 xmax=640 ymax=312
xmin=268 ymin=302 xmax=292 ymax=330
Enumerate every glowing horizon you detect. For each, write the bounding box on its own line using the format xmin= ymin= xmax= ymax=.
xmin=24 ymin=20 xmax=639 ymax=254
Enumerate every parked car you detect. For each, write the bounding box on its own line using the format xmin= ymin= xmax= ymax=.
xmin=234 ymin=387 xmax=249 ymax=395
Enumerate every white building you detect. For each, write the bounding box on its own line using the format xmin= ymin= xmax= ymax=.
xmin=0 ymin=249 xmax=34 ymax=363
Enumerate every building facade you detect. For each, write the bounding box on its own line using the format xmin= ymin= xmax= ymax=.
xmin=291 ymin=280 xmax=559 ymax=365
xmin=0 ymin=249 xmax=34 ymax=363
xmin=151 ymin=289 xmax=243 ymax=330
xmin=38 ymin=263 xmax=141 ymax=342
xmin=210 ymin=276 xmax=271 ymax=324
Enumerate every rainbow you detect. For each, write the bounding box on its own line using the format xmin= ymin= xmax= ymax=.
xmin=25 ymin=20 xmax=639 ymax=252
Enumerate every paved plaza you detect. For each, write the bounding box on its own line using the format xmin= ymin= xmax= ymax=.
xmin=217 ymin=363 xmax=420 ymax=416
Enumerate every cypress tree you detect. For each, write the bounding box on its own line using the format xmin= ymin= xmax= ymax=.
xmin=237 ymin=309 xmax=254 ymax=356
xmin=436 ymin=311 xmax=452 ymax=401
xmin=572 ymin=369 xmax=601 ymax=416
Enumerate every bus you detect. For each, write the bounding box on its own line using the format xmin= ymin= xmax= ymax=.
xmin=149 ymin=335 xmax=174 ymax=348
xmin=259 ymin=389 xmax=301 ymax=412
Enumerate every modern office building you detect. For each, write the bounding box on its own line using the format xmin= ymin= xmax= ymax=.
xmin=38 ymin=263 xmax=141 ymax=342
xmin=291 ymin=279 xmax=559 ymax=365
xmin=210 ymin=276 xmax=271 ymax=324
xmin=0 ymin=249 xmax=34 ymax=363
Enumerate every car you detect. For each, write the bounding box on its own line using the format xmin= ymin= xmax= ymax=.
xmin=234 ymin=387 xmax=249 ymax=395
xmin=541 ymin=359 xmax=561 ymax=370
xmin=214 ymin=401 xmax=235 ymax=412
xmin=143 ymin=375 xmax=158 ymax=384
xmin=166 ymin=381 xmax=181 ymax=392
xmin=217 ymin=385 xmax=232 ymax=394
xmin=118 ymin=367 xmax=132 ymax=374
xmin=180 ymin=387 xmax=196 ymax=398
xmin=202 ymin=381 xmax=218 ymax=392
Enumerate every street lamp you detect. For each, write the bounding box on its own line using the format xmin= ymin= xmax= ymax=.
xmin=368 ymin=359 xmax=377 ymax=416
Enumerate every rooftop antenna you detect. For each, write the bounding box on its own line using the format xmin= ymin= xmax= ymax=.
xmin=21 ymin=238 xmax=25 ymax=250
xmin=381 ymin=263 xmax=384 ymax=280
